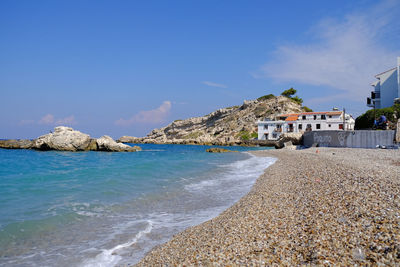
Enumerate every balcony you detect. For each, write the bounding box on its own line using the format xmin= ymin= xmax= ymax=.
xmin=367 ymin=97 xmax=373 ymax=107
xmin=371 ymin=91 xmax=380 ymax=99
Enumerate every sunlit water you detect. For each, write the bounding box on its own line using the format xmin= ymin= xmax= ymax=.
xmin=0 ymin=144 xmax=275 ymax=266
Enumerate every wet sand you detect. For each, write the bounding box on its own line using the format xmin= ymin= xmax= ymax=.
xmin=136 ymin=148 xmax=400 ymax=266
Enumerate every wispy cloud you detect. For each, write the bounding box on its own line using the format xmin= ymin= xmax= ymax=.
xmin=202 ymin=81 xmax=228 ymax=88
xmin=56 ymin=115 xmax=76 ymax=125
xmin=37 ymin=114 xmax=76 ymax=125
xmin=115 ymin=101 xmax=172 ymax=126
xmin=19 ymin=119 xmax=35 ymax=125
xmin=255 ymin=0 xmax=400 ymax=99
xmin=38 ymin=114 xmax=55 ymax=125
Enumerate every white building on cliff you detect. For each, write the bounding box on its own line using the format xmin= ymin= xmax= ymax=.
xmin=257 ymin=110 xmax=355 ymax=140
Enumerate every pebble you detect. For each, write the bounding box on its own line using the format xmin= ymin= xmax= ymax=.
xmin=135 ymin=148 xmax=400 ymax=266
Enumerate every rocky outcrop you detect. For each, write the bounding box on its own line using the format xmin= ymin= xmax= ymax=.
xmin=96 ymin=135 xmax=141 ymax=152
xmin=33 ymin=126 xmax=92 ymax=151
xmin=206 ymin=148 xmax=238 ymax=153
xmin=118 ymin=95 xmax=305 ymax=146
xmin=0 ymin=139 xmax=33 ymax=149
xmin=117 ymin=136 xmax=143 ymax=143
xmin=0 ymin=126 xmax=141 ymax=152
xmin=275 ymin=132 xmax=303 ymax=148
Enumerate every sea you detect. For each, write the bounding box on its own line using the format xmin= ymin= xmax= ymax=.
xmin=0 ymin=144 xmax=275 ymax=266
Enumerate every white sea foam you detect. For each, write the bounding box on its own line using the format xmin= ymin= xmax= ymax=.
xmin=185 ymin=153 xmax=276 ymax=193
xmin=80 ymin=220 xmax=153 ymax=267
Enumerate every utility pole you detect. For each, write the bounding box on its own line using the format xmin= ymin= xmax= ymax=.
xmin=373 ymin=100 xmax=376 ymax=128
xmin=343 ymin=108 xmax=346 ymax=130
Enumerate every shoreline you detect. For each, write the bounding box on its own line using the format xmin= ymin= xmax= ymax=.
xmin=136 ymin=147 xmax=400 ymax=265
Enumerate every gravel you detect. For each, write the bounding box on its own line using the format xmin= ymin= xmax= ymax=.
xmin=136 ymin=147 xmax=400 ymax=266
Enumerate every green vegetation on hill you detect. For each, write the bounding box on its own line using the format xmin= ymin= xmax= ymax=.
xmin=237 ymin=130 xmax=258 ymax=140
xmin=281 ymin=88 xmax=296 ymax=97
xmin=257 ymin=94 xmax=275 ymax=101
xmin=183 ymin=131 xmax=203 ymax=139
xmin=302 ymin=106 xmax=313 ymax=112
xmin=281 ymin=88 xmax=303 ymax=105
xmin=355 ymin=104 xmax=400 ymax=129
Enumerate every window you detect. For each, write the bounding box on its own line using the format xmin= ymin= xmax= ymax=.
xmin=272 ymin=133 xmax=277 ymax=138
xmin=302 ymin=115 xmax=306 ymax=120
xmin=321 ymin=115 xmax=326 ymax=120
xmin=329 ymin=115 xmax=332 ymax=118
xmin=313 ymin=115 xmax=317 ymax=120
xmin=306 ymin=124 xmax=312 ymax=131
xmin=328 ymin=124 xmax=331 ymax=127
xmin=316 ymin=124 xmax=321 ymax=129
xmin=264 ymin=125 xmax=268 ymax=130
xmin=339 ymin=124 xmax=343 ymax=130
xmin=299 ymin=124 xmax=302 ymax=130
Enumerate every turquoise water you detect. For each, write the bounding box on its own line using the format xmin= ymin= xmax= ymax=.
xmin=0 ymin=144 xmax=275 ymax=266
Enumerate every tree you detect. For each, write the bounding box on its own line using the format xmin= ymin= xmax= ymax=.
xmin=355 ymin=104 xmax=400 ymax=129
xmin=281 ymin=88 xmax=297 ymax=97
xmin=290 ymin=96 xmax=303 ymax=105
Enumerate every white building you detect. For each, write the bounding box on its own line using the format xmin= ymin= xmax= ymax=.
xmin=367 ymin=57 xmax=400 ymax=109
xmin=257 ymin=110 xmax=355 ymax=140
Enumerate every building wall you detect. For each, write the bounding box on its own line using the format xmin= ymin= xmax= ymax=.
xmin=371 ymin=82 xmax=381 ymax=109
xmin=257 ymin=114 xmax=355 ymax=140
xmin=257 ymin=121 xmax=284 ymax=140
xmin=398 ymin=57 xmax=400 ymax=99
xmin=380 ymin=70 xmax=398 ymax=108
xmin=303 ymin=130 xmax=395 ymax=148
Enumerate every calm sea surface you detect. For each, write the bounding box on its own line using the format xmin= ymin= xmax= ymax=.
xmin=0 ymin=144 xmax=275 ymax=266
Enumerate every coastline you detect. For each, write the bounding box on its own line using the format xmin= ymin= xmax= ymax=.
xmin=136 ymin=148 xmax=400 ymax=265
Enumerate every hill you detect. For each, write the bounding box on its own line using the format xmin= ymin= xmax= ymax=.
xmin=118 ymin=95 xmax=305 ymax=146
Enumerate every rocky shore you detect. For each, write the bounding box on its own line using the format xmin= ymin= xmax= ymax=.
xmin=137 ymin=148 xmax=400 ymax=265
xmin=0 ymin=126 xmax=141 ymax=152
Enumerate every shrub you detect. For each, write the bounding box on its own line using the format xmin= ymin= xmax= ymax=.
xmin=281 ymin=88 xmax=296 ymax=97
xmin=237 ymin=130 xmax=258 ymax=140
xmin=303 ymin=106 xmax=313 ymax=112
xmin=355 ymin=104 xmax=400 ymax=129
xmin=290 ymin=96 xmax=303 ymax=105
xmin=257 ymin=94 xmax=275 ymax=101
xmin=183 ymin=131 xmax=203 ymax=139
xmin=227 ymin=105 xmax=240 ymax=109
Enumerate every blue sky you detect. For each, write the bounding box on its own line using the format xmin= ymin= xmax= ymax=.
xmin=1 ymin=0 xmax=399 ymax=139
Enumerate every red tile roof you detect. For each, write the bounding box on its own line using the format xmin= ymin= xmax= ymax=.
xmin=285 ymin=115 xmax=299 ymax=121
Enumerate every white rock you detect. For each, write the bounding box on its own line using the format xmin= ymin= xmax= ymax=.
xmin=96 ymin=135 xmax=140 ymax=152
xmin=33 ymin=126 xmax=91 ymax=151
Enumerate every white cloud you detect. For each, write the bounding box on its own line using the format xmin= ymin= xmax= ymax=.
xmin=56 ymin=115 xmax=76 ymax=125
xmin=202 ymin=81 xmax=228 ymax=88
xmin=256 ymin=0 xmax=400 ymax=100
xmin=39 ymin=114 xmax=55 ymax=125
xmin=38 ymin=114 xmax=76 ymax=125
xmin=19 ymin=119 xmax=35 ymax=125
xmin=115 ymin=101 xmax=172 ymax=126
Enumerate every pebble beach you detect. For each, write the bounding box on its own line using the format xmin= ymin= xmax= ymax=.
xmin=137 ymin=148 xmax=400 ymax=266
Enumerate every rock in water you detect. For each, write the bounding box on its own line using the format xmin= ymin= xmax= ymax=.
xmin=28 ymin=126 xmax=141 ymax=152
xmin=96 ymin=135 xmax=141 ymax=152
xmin=33 ymin=126 xmax=91 ymax=151
xmin=205 ymin=148 xmax=238 ymax=153
xmin=0 ymin=139 xmax=33 ymax=149
xmin=117 ymin=136 xmax=142 ymax=143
